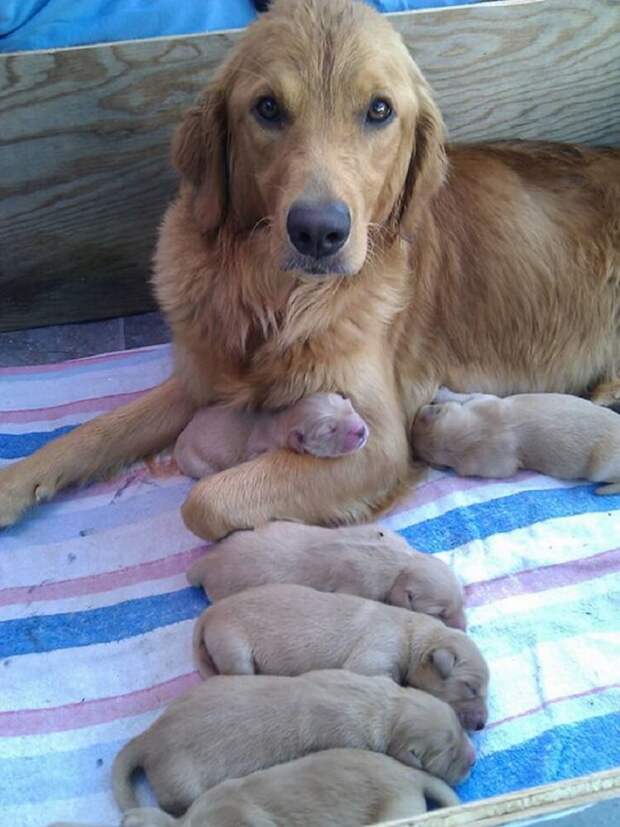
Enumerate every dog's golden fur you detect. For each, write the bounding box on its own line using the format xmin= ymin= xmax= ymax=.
xmin=0 ymin=0 xmax=619 ymax=538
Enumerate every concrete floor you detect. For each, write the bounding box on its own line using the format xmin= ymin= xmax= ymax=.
xmin=0 ymin=311 xmax=170 ymax=367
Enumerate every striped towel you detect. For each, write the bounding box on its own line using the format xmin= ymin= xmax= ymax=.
xmin=1 ymin=344 xmax=619 ymax=826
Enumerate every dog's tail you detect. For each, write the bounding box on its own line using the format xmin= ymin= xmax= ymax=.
xmin=112 ymin=735 xmax=143 ymax=811
xmin=192 ymin=611 xmax=218 ymax=678
xmin=420 ymin=772 xmax=460 ymax=809
xmin=595 ymin=481 xmax=620 ymax=496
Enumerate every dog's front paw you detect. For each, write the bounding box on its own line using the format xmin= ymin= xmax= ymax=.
xmin=181 ymin=481 xmax=246 ymax=541
xmin=0 ymin=462 xmax=44 ymax=527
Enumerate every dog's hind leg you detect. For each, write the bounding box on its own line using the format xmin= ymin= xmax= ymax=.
xmin=0 ymin=377 xmax=196 ymax=527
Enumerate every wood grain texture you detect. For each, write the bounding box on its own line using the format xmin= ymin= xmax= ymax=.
xmin=383 ymin=766 xmax=620 ymax=826
xmin=0 ymin=0 xmax=618 ymax=331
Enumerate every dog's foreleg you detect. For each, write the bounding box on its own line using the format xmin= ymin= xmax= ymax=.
xmin=0 ymin=377 xmax=196 ymax=527
xmin=180 ymin=395 xmax=414 ymax=540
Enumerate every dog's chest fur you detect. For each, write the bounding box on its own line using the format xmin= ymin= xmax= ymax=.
xmin=155 ymin=201 xmax=410 ymax=411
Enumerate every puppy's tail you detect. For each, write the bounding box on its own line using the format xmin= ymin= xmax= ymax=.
xmin=192 ymin=611 xmax=218 ymax=678
xmin=112 ymin=736 xmax=143 ymax=811
xmin=420 ymin=772 xmax=460 ymax=809
xmin=595 ymin=481 xmax=620 ymax=496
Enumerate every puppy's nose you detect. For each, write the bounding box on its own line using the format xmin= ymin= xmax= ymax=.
xmin=287 ymin=201 xmax=351 ymax=259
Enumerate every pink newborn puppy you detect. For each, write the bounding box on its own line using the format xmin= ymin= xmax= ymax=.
xmin=174 ymin=393 xmax=368 ymax=479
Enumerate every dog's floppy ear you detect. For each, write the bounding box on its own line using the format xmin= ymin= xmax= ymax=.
xmin=172 ymin=88 xmax=229 ymax=233
xmin=430 ymin=647 xmax=457 ymax=679
xmin=395 ymin=77 xmax=447 ymax=237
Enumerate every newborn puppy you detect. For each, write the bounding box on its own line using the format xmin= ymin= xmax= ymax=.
xmin=187 ymin=521 xmax=466 ymax=629
xmin=116 ymin=750 xmax=459 ymax=827
xmin=412 ymin=389 xmax=620 ymax=493
xmin=174 ymin=392 xmax=368 ymax=478
xmin=193 ymin=584 xmax=488 ymax=731
xmin=113 ymin=671 xmax=475 ymax=814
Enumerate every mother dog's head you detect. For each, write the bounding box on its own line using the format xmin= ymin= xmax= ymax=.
xmin=173 ymin=0 xmax=446 ymax=278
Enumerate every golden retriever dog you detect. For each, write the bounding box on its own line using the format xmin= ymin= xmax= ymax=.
xmin=187 ymin=521 xmax=466 ymax=629
xmin=112 ymin=670 xmax=475 ymax=813
xmin=413 ymin=388 xmax=620 ymax=493
xmin=191 ymin=583 xmax=489 ymax=729
xmin=1 ymin=0 xmax=618 ymax=538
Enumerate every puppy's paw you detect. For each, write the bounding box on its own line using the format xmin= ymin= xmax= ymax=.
xmin=123 ymin=808 xmax=175 ymax=827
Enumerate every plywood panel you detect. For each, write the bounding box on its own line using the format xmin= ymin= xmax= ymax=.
xmin=0 ymin=0 xmax=618 ymax=331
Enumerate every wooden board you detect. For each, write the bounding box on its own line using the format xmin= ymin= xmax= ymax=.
xmin=379 ymin=766 xmax=620 ymax=826
xmin=0 ymin=0 xmax=618 ymax=331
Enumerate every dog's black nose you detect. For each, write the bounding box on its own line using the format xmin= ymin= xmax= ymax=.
xmin=287 ymin=201 xmax=351 ymax=259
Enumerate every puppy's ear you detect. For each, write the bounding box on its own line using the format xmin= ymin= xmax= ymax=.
xmin=172 ymin=89 xmax=229 ymax=233
xmin=394 ymin=74 xmax=447 ymax=237
xmin=430 ymin=647 xmax=457 ymax=679
xmin=287 ymin=428 xmax=306 ymax=453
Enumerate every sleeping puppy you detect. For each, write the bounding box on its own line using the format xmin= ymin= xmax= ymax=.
xmin=114 ymin=750 xmax=459 ymax=826
xmin=187 ymin=521 xmax=466 ymax=629
xmin=192 ymin=584 xmax=488 ymax=730
xmin=50 ymin=750 xmax=458 ymax=827
xmin=412 ymin=389 xmax=620 ymax=493
xmin=112 ymin=671 xmax=475 ymax=814
xmin=174 ymin=392 xmax=368 ymax=478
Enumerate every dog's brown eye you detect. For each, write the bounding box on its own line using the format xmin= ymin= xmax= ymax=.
xmin=255 ymin=96 xmax=282 ymax=124
xmin=366 ymin=98 xmax=393 ymax=124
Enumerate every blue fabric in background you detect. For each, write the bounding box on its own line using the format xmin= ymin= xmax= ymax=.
xmin=0 ymin=0 xmax=483 ymax=53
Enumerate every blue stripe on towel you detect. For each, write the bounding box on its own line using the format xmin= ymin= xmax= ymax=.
xmin=458 ymin=710 xmax=620 ymax=801
xmin=0 ymin=588 xmax=209 ymax=658
xmin=399 ymin=484 xmax=620 ymax=552
xmin=3 ymin=569 xmax=617 ymax=658
xmin=0 ymin=426 xmax=76 ymax=459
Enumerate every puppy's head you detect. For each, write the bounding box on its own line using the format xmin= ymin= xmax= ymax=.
xmin=408 ymin=628 xmax=490 ymax=732
xmin=172 ymin=0 xmax=446 ymax=278
xmin=411 ymin=402 xmax=476 ymax=467
xmin=287 ymin=392 xmax=368 ymax=457
xmin=388 ymin=559 xmax=466 ymax=630
xmin=388 ymin=690 xmax=476 ymax=785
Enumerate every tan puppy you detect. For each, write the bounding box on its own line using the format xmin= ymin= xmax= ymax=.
xmin=192 ymin=583 xmax=488 ymax=730
xmin=112 ymin=670 xmax=475 ymax=814
xmin=413 ymin=389 xmax=620 ymax=493
xmin=50 ymin=750 xmax=459 ymax=827
xmin=175 ymin=392 xmax=368 ymax=478
xmin=187 ymin=522 xmax=466 ymax=629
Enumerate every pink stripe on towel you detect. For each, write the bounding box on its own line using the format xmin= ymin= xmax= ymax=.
xmin=0 ymin=546 xmax=209 ymax=607
xmin=0 ymin=390 xmax=148 ymax=425
xmin=0 ymin=673 xmax=202 ymax=736
xmin=465 ymin=547 xmax=620 ymax=607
